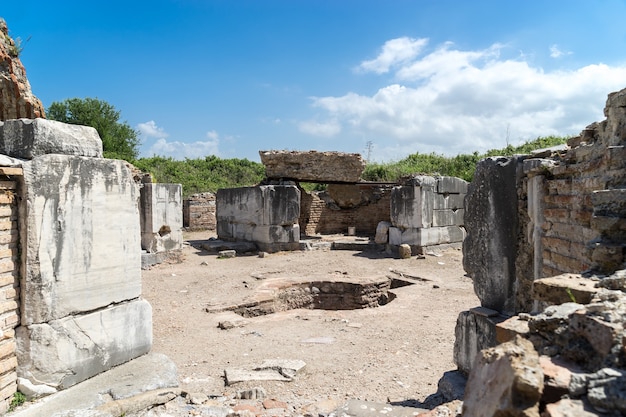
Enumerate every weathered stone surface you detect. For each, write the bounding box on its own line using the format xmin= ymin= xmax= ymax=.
xmin=11 ymin=353 xmax=177 ymax=417
xmin=463 ymin=156 xmax=522 ymax=315
xmin=389 ymin=225 xmax=465 ymax=247
xmin=432 ymin=208 xmax=464 ymax=227
xmin=543 ymin=399 xmax=598 ymax=417
xmin=327 ymin=184 xmax=363 ymax=208
xmin=532 ymin=273 xmax=597 ymax=305
xmin=539 ymin=356 xmax=577 ymax=404
xmin=140 ymin=183 xmax=183 ymax=253
xmin=0 ymin=19 xmax=45 ymax=120
xmin=462 ymin=336 xmax=543 ymax=417
xmin=259 ymin=150 xmax=366 ymax=183
xmin=1 ymin=119 xmax=103 ymax=159
xmin=390 ymin=183 xmax=434 ymax=229
xmin=217 ymin=185 xmax=300 ymax=251
xmin=20 ymin=154 xmax=141 ymax=325
xmin=437 ymin=176 xmax=468 ymax=194
xmin=496 ymin=315 xmax=530 ymax=344
xmin=453 ymin=309 xmax=507 ymax=375
xmin=569 ymin=368 xmax=626 ymax=415
xmin=433 ymin=193 xmax=465 ymax=210
xmin=374 ymin=221 xmax=391 ymax=244
xmin=217 ymin=185 xmax=300 ymax=228
xmin=436 ymin=370 xmax=467 ymax=402
xmin=16 ymin=299 xmax=152 ymax=390
xmin=398 ymin=244 xmax=411 ymax=259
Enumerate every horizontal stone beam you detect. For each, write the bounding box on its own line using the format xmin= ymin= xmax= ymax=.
xmin=259 ymin=150 xmax=366 ymax=183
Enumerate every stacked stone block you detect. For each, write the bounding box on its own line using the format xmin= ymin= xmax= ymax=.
xmin=0 ymin=174 xmax=19 ymax=413
xmin=140 ymin=182 xmax=183 ymax=253
xmin=0 ymin=119 xmax=152 ymax=398
xmin=217 ymin=185 xmax=301 ymax=252
xmin=388 ymin=175 xmax=467 ymax=250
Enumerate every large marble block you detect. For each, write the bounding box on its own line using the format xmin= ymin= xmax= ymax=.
xmin=20 ymin=154 xmax=141 ymax=325
xmin=140 ymin=183 xmax=183 ymax=253
xmin=16 ymin=299 xmax=152 ymax=390
xmin=0 ymin=118 xmax=103 ymax=159
xmin=390 ymin=182 xmax=435 ymax=229
xmin=217 ymin=185 xmax=300 ymax=229
xmin=389 ymin=225 xmax=465 ymax=246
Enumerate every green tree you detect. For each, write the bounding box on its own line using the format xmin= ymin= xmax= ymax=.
xmin=47 ymin=97 xmax=140 ymax=161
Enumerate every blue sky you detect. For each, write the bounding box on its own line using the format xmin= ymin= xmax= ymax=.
xmin=3 ymin=0 xmax=626 ymax=162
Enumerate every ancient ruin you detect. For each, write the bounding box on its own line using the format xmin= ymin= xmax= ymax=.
xmin=0 ymin=15 xmax=624 ymax=416
xmin=452 ymin=87 xmax=626 ymax=416
xmin=216 ymin=151 xmax=468 ymax=255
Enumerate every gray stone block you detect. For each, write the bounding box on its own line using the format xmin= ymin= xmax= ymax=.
xmin=433 ymin=193 xmax=465 ymax=210
xmin=389 ymin=226 xmax=465 ymax=247
xmin=217 ymin=185 xmax=300 ymax=230
xmin=463 ymin=156 xmax=522 ymax=315
xmin=0 ymin=118 xmax=103 ymax=159
xmin=140 ymin=183 xmax=183 ymax=253
xmin=16 ymin=299 xmax=152 ymax=390
xmin=390 ymin=184 xmax=434 ymax=228
xmin=21 ymin=154 xmax=141 ymax=325
xmin=374 ymin=221 xmax=392 ymax=244
xmin=437 ymin=176 xmax=468 ymax=194
xmin=453 ymin=309 xmax=506 ymax=375
xmin=433 ymin=209 xmax=464 ymax=227
xmin=252 ymin=224 xmax=300 ymax=244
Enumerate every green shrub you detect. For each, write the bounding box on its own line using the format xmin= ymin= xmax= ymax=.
xmin=8 ymin=391 xmax=26 ymax=412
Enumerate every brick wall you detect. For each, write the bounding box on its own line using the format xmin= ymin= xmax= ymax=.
xmin=299 ymin=185 xmax=392 ymax=236
xmin=183 ymin=192 xmax=216 ymax=230
xmin=524 ymin=88 xmax=626 ymax=278
xmin=0 ymin=173 xmax=20 ymax=413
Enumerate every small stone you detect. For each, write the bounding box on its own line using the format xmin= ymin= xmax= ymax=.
xmin=236 ymin=386 xmax=267 ymax=400
xmin=188 ymin=392 xmax=209 ymax=405
xmin=399 ymin=244 xmax=412 ymax=259
xmin=218 ymin=250 xmax=236 ymax=259
xmin=258 ymin=251 xmax=268 ymax=258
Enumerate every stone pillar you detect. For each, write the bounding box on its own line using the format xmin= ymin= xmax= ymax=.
xmin=463 ymin=156 xmax=523 ymax=315
xmin=140 ymin=183 xmax=183 ymax=253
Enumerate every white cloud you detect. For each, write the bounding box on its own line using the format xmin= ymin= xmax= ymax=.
xmin=146 ymin=130 xmax=220 ymax=159
xmin=206 ymin=130 xmax=219 ymax=140
xmin=357 ymin=37 xmax=428 ymax=74
xmin=298 ymin=119 xmax=342 ymax=137
xmin=303 ymin=37 xmax=626 ymax=160
xmin=549 ymin=44 xmax=572 ymax=58
xmin=137 ymin=120 xmax=169 ymax=139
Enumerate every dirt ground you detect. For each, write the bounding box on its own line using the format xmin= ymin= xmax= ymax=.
xmin=141 ymin=231 xmax=479 ymax=415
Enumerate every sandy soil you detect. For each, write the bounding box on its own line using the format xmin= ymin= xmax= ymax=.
xmin=141 ymin=231 xmax=479 ymax=415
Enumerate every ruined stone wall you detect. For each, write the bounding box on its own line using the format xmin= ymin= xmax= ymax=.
xmin=299 ymin=185 xmax=392 ymax=236
xmin=183 ymin=192 xmax=216 ymax=230
xmin=0 ymin=173 xmax=20 ymax=413
xmin=457 ymin=87 xmax=626 ymax=379
xmin=524 ymin=89 xmax=626 ymax=279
